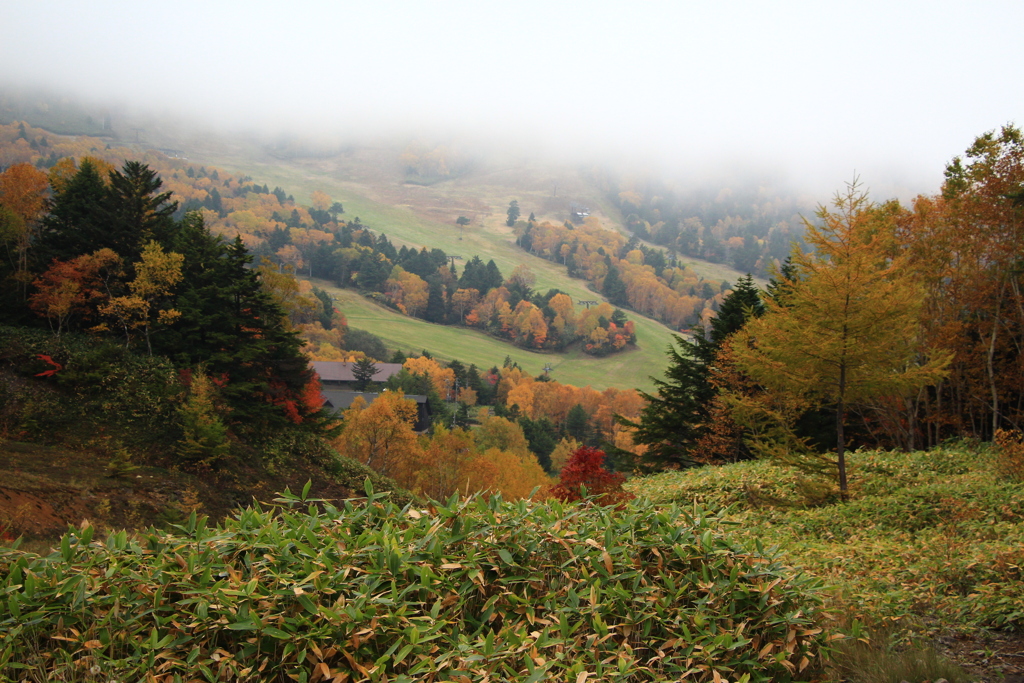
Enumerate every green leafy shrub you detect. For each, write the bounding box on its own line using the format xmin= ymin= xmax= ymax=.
xmin=0 ymin=325 xmax=181 ymax=441
xmin=0 ymin=487 xmax=830 ymax=682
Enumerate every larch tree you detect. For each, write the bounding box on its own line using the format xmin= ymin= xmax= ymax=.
xmin=0 ymin=162 xmax=50 ymax=299
xmin=728 ymin=183 xmax=950 ymax=498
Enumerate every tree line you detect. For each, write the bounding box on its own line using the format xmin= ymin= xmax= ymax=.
xmin=511 ymin=213 xmax=734 ymax=332
xmin=594 ymin=170 xmax=809 ymax=277
xmin=627 ymin=126 xmax=1024 ymax=499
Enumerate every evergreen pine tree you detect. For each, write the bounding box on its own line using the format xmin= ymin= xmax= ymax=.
xmin=621 ymin=277 xmax=765 ymax=469
xmin=424 ymin=278 xmax=447 ymax=323
xmin=155 ymin=215 xmax=318 ymax=432
xmin=352 ymin=356 xmax=378 ymax=391
xmin=602 ymin=264 xmax=628 ymax=306
xmin=36 ymin=159 xmax=110 ymax=264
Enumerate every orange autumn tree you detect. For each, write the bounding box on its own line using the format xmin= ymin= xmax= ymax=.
xmin=899 ymin=125 xmax=1024 ymax=441
xmin=404 ymin=356 xmax=456 ymax=400
xmin=385 ymin=266 xmax=429 ymax=317
xmin=335 ymin=392 xmax=420 ymax=479
xmin=29 ymin=248 xmax=122 ymax=335
xmin=0 ymin=162 xmax=50 ymax=297
xmin=405 ymin=425 xmax=477 ymax=500
xmin=469 ymin=447 xmax=551 ymax=500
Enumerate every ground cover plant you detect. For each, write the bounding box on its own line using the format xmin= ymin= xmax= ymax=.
xmin=627 ymin=441 xmax=1024 ymax=677
xmin=0 ymin=483 xmax=831 ymax=682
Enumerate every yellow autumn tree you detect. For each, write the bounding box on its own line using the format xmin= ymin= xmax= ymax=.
xmin=728 ymin=183 xmax=951 ymax=498
xmin=409 ymin=425 xmax=477 ymax=499
xmin=403 ymin=356 xmax=456 ymax=400
xmin=99 ymin=241 xmax=183 ymax=354
xmin=310 ymin=190 xmax=332 ymax=212
xmin=475 ymin=415 xmax=532 ymax=457
xmin=0 ymin=162 xmax=50 ymax=296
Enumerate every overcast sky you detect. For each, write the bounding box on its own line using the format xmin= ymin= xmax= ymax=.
xmin=2 ymin=0 xmax=1021 ymax=195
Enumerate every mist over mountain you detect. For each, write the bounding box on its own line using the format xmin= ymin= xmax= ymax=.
xmin=2 ymin=1 xmax=1021 ymax=202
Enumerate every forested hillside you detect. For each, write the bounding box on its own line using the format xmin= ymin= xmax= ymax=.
xmin=0 ymin=124 xmax=647 ymax=507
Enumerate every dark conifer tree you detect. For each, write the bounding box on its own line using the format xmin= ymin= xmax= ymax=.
xmin=105 ymin=161 xmax=178 ymax=259
xmin=620 ymin=276 xmax=764 ymax=469
xmin=602 ymin=263 xmax=628 ymax=306
xmin=565 ymin=404 xmax=591 ymax=443
xmin=424 ymin=277 xmax=447 ymax=323
xmin=352 ymin=357 xmax=378 ymax=391
xmin=156 ymin=215 xmax=319 ymax=433
xmin=36 ymin=159 xmax=110 ymax=264
xmin=518 ymin=415 xmax=557 ymax=472
xmin=484 ymin=260 xmax=504 ymax=292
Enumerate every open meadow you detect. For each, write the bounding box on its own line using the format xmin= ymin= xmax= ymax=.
xmin=627 ymin=442 xmax=1024 ymax=680
xmin=183 ymin=140 xmax=757 ymax=392
xmin=317 ymin=281 xmax=671 ymax=393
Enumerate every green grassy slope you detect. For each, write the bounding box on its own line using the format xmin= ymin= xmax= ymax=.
xmin=188 ymin=144 xmax=756 ymax=391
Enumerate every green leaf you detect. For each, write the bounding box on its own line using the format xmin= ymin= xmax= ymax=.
xmin=261 ymin=626 xmax=293 ymax=639
xmin=227 ymin=620 xmax=257 ymax=631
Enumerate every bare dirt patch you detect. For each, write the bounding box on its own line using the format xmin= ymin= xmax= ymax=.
xmin=0 ymin=487 xmax=89 ymax=537
xmin=937 ymin=629 xmax=1024 ymax=681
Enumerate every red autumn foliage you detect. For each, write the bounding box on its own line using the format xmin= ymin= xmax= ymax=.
xmin=550 ymin=446 xmax=633 ymax=506
xmin=300 ymin=373 xmax=326 ymax=413
xmin=35 ymin=354 xmax=63 ymax=377
xmin=265 ymin=374 xmax=325 ymax=425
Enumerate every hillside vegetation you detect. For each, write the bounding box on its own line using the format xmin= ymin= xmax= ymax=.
xmin=628 ymin=442 xmax=1024 ymax=678
xmin=188 ymin=143 xmax=748 ymax=386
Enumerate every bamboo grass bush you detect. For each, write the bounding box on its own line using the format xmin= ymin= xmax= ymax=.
xmin=0 ymin=481 xmax=831 ymax=682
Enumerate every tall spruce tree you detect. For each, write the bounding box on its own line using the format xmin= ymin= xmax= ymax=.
xmin=621 ymin=275 xmax=764 ymax=469
xmin=155 ymin=214 xmax=319 ymax=432
xmin=36 ymin=159 xmax=110 ymax=264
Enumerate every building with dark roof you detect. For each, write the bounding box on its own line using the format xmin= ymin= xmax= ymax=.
xmin=312 ymin=361 xmax=404 ymax=388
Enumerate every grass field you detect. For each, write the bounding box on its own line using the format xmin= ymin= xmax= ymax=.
xmin=316 ymin=281 xmax=671 ymax=393
xmin=626 ymin=443 xmax=1024 ymax=680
